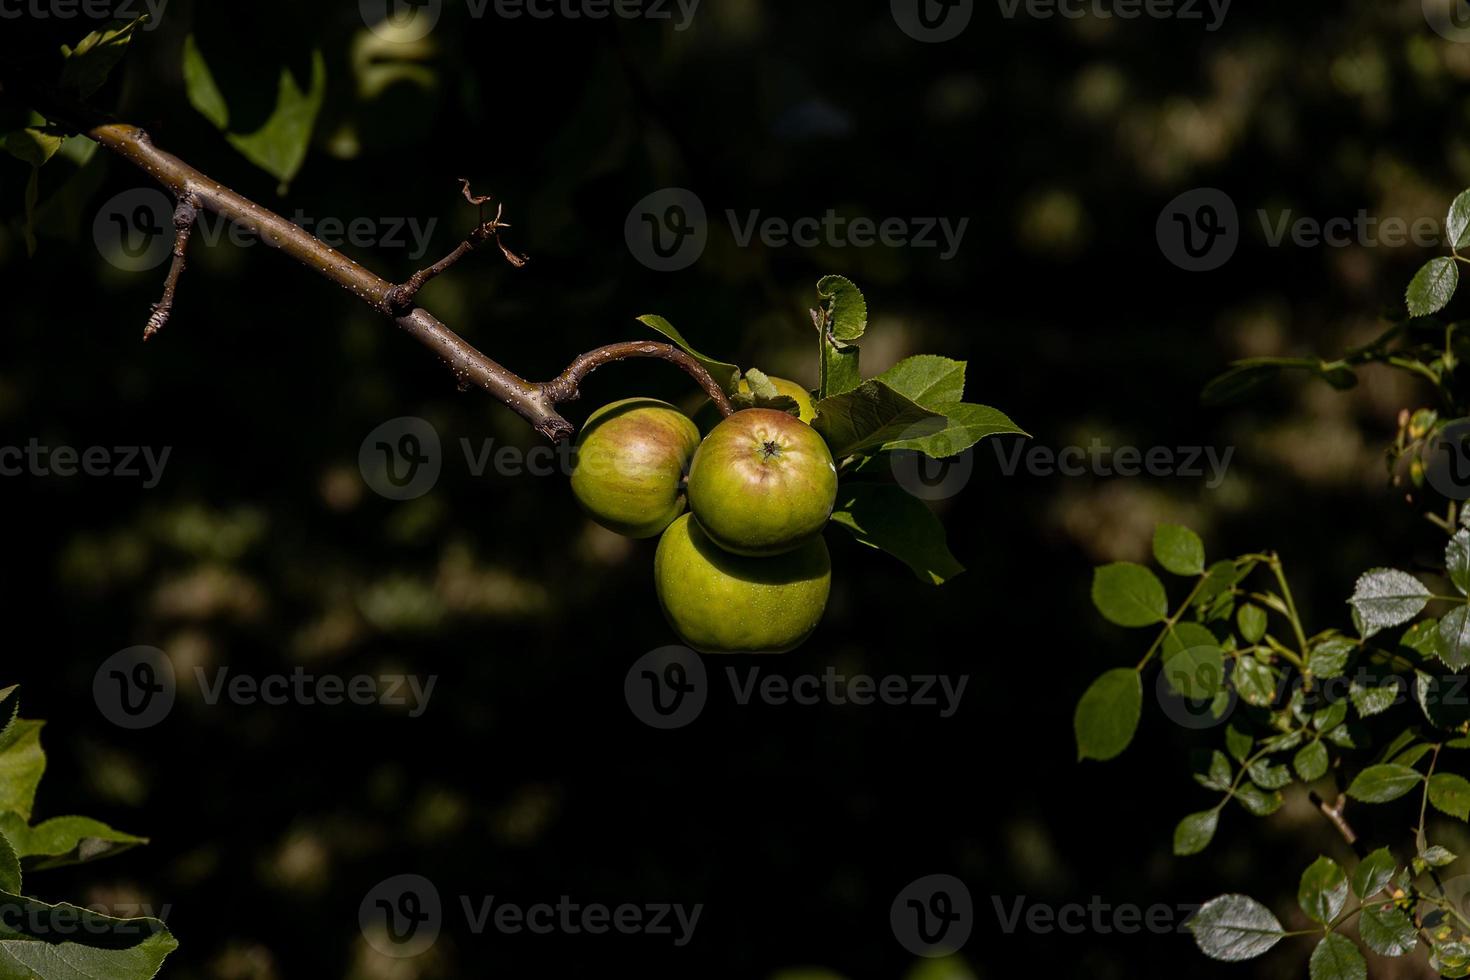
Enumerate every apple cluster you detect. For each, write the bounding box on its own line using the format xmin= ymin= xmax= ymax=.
xmin=569 ymin=379 xmax=838 ymax=653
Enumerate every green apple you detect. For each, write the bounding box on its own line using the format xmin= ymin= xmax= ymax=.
xmin=737 ymin=375 xmax=815 ymax=423
xmin=654 ymin=514 xmax=830 ymax=653
xmin=570 ymin=398 xmax=700 ymax=538
xmin=686 ymin=408 xmax=838 ymax=556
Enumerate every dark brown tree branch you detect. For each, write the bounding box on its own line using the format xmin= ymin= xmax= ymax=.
xmin=544 ymin=342 xmax=734 ymax=413
xmin=1310 ymin=789 xmax=1364 ymax=856
xmin=384 ymin=180 xmax=525 ymax=315
xmin=5 ymin=78 xmax=733 ymax=441
xmin=143 ymin=192 xmax=199 ymax=341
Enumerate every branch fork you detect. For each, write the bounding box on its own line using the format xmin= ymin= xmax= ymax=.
xmin=9 ymin=76 xmax=730 ymax=442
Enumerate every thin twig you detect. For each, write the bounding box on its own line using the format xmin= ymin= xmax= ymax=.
xmin=1309 ymin=790 xmax=1363 ymax=855
xmin=543 ymin=342 xmax=734 ymax=416
xmin=142 ymin=192 xmax=199 ymax=341
xmin=384 ymin=180 xmax=525 ymax=314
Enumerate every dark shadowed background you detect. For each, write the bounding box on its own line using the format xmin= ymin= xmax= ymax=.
xmin=3 ymin=0 xmax=1469 ymax=976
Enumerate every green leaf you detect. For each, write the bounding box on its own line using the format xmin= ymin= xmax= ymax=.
xmin=879 ymin=402 xmax=1025 ymax=458
xmin=819 ymin=335 xmax=862 ymax=400
xmin=1351 ymin=847 xmax=1397 ymax=899
xmin=1347 ymin=764 xmax=1424 ymax=803
xmin=0 ymin=813 xmax=145 ymax=870
xmin=1298 ymin=856 xmax=1349 ymax=923
xmin=0 ymin=832 xmax=18 ymax=897
xmin=1421 ymin=844 xmax=1457 ymax=867
xmin=814 ymin=278 xmax=865 ymax=401
xmin=1408 ymin=257 xmax=1460 ymax=317
xmin=1438 ymin=605 xmax=1470 ymax=671
xmin=1174 ymin=810 xmax=1218 ymax=856
xmin=1196 ymin=749 xmax=1233 ymax=791
xmin=1161 ymin=623 xmax=1224 ymax=699
xmin=182 ymin=35 xmax=326 ymax=187
xmin=1402 ymin=619 xmax=1441 ymax=660
xmin=1359 ymin=904 xmax=1417 ymax=957
xmin=1394 ymin=742 xmax=1435 ymax=767
xmin=1309 ymin=637 xmax=1356 ymax=679
xmin=1074 ymin=668 xmax=1142 ymax=762
xmin=815 ymin=275 xmax=867 ymax=341
xmin=1237 ymin=605 xmax=1267 ymax=644
xmin=1308 ymin=932 xmax=1366 ymax=980
xmin=1349 ymin=681 xmax=1398 ymax=719
xmin=1448 ymin=189 xmax=1470 ymax=251
xmin=60 ymin=19 xmax=144 ymax=99
xmin=811 ymin=380 xmax=944 ymax=458
xmin=1349 ymin=569 xmax=1430 ymax=637
xmin=0 ymin=688 xmax=20 ymax=751
xmin=636 ymin=315 xmax=741 ymax=395
xmin=741 ymin=369 xmax=779 ymax=401
xmin=1417 ymin=671 xmax=1470 ymax=731
xmin=1153 ymin=525 xmax=1205 ymax=577
xmin=1294 ymin=740 xmax=1329 ymax=782
xmin=1090 ymin=563 xmax=1167 ymax=627
xmin=1248 ymin=758 xmax=1292 ymax=790
xmin=1197 ymin=559 xmax=1250 ymax=605
xmin=1449 ymin=531 xmax=1470 ymax=595
xmin=0 ymin=892 xmax=176 ymax=979
xmin=1432 ymin=940 xmax=1470 ymax=977
xmin=1187 ymin=894 xmax=1286 ymax=961
xmin=1225 ymin=724 xmax=1254 ymax=763
xmin=874 ymin=356 xmax=966 ymax=409
xmin=1314 ymin=700 xmax=1349 ymax=733
xmin=1 ymin=130 xmax=63 ymax=169
xmin=0 ymin=721 xmax=45 ymax=821
xmin=1232 ymin=657 xmax=1278 ymax=707
xmin=829 ymin=484 xmax=964 ymax=585
xmin=1235 ymin=782 xmax=1283 ymax=816
xmin=1429 ymin=772 xmax=1470 ymax=820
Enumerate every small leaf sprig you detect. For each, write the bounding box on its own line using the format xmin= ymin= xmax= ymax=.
xmin=1078 ymin=519 xmax=1470 ymax=976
